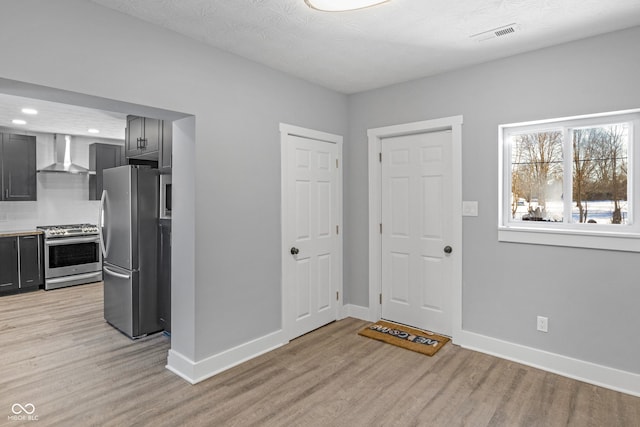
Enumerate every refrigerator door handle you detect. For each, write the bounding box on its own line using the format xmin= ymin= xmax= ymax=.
xmin=104 ymin=266 xmax=131 ymax=280
xmin=98 ymin=189 xmax=107 ymax=258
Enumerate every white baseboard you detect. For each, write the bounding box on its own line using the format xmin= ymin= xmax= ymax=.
xmin=165 ymin=312 xmax=639 ymax=398
xmin=457 ymin=330 xmax=640 ymax=397
xmin=341 ymin=304 xmax=375 ymax=322
xmin=166 ymin=304 xmax=373 ymax=385
xmin=166 ymin=329 xmax=287 ymax=384
xmin=166 ymin=349 xmax=198 ymax=383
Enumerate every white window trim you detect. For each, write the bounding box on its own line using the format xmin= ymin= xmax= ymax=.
xmin=498 ymin=109 xmax=640 ymax=252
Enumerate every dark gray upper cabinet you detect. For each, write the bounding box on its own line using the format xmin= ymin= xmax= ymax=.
xmin=0 ymin=237 xmax=19 ymax=292
xmin=125 ymin=115 xmax=161 ymax=160
xmin=1 ymin=133 xmax=37 ymax=201
xmin=18 ymin=234 xmax=42 ymax=288
xmin=89 ymin=143 xmax=123 ymax=200
xmin=159 ymin=119 xmax=173 ymax=172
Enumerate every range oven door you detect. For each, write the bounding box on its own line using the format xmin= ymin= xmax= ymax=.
xmin=44 ymin=236 xmax=102 ymax=279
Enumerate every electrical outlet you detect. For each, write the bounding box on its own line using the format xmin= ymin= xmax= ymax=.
xmin=537 ymin=316 xmax=548 ymax=333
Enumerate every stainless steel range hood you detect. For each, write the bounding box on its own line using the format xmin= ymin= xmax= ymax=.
xmin=37 ymin=134 xmax=89 ymax=174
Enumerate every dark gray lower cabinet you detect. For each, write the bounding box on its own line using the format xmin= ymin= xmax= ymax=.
xmin=0 ymin=234 xmax=42 ymax=294
xmin=0 ymin=237 xmax=19 ymax=292
xmin=19 ymin=235 xmax=42 ymax=288
xmin=158 ymin=220 xmax=171 ymax=332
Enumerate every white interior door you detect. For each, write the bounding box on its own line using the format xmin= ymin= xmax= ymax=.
xmin=282 ymin=127 xmax=342 ymax=340
xmin=381 ymin=130 xmax=453 ymax=336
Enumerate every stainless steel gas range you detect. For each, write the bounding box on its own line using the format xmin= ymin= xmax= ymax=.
xmin=36 ymin=224 xmax=103 ymax=290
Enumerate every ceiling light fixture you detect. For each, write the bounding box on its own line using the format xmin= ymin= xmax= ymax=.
xmin=88 ymin=128 xmax=100 ymax=134
xmin=304 ymin=0 xmax=390 ymax=12
xmin=12 ymin=119 xmax=27 ymax=125
xmin=21 ymin=108 xmax=38 ymax=115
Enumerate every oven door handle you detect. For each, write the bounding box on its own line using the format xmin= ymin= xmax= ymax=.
xmin=98 ymin=189 xmax=107 ymax=258
xmin=103 ymin=266 xmax=131 ymax=280
xmin=45 ymin=236 xmax=100 ymax=245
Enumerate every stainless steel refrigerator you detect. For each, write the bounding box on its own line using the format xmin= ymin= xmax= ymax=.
xmin=99 ymin=165 xmax=160 ymax=339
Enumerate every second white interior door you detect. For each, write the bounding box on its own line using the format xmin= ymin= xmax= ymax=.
xmin=381 ymin=130 xmax=453 ymax=336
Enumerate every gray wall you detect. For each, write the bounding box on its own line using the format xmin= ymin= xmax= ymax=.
xmin=0 ymin=0 xmax=348 ymax=362
xmin=346 ymin=26 xmax=640 ymax=374
xmin=3 ymin=0 xmax=638 ymax=378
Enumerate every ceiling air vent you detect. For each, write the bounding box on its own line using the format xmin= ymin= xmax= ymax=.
xmin=470 ymin=23 xmax=519 ymax=42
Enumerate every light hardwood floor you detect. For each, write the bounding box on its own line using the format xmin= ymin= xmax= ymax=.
xmin=0 ymin=283 xmax=638 ymax=426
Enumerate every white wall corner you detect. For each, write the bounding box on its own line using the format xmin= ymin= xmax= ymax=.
xmin=457 ymin=330 xmax=640 ymax=398
xmin=166 ymin=349 xmax=198 ymax=384
xmin=341 ymin=304 xmax=376 ymax=322
xmin=166 ymin=329 xmax=287 ymax=385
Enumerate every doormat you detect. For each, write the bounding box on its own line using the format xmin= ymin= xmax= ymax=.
xmin=358 ymin=320 xmax=449 ymax=356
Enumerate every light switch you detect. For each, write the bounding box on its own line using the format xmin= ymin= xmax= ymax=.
xmin=462 ymin=201 xmax=478 ymax=217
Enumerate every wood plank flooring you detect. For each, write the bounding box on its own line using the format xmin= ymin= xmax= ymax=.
xmin=0 ymin=283 xmax=638 ymax=426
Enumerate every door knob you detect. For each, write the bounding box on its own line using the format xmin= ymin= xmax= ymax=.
xmin=290 ymin=247 xmax=299 ymax=255
xmin=444 ymin=246 xmax=453 ymax=254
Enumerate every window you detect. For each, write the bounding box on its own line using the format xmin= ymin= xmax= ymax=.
xmin=499 ymin=109 xmax=640 ymax=251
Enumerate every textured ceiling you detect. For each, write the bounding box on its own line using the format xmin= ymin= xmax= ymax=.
xmin=3 ymin=0 xmax=640 ymax=138
xmin=88 ymin=0 xmax=640 ymax=94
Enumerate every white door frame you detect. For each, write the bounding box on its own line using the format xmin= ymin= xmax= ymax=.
xmin=280 ymin=123 xmax=343 ymax=341
xmin=367 ymin=116 xmax=463 ymax=343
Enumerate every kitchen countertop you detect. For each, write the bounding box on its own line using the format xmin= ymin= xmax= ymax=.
xmin=0 ymin=230 xmax=43 ymax=238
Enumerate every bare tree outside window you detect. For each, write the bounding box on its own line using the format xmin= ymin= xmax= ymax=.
xmin=572 ymin=124 xmax=628 ymax=224
xmin=509 ymin=123 xmax=629 ymax=225
xmin=573 ymin=128 xmax=599 ymax=223
xmin=511 ymin=131 xmax=563 ymax=221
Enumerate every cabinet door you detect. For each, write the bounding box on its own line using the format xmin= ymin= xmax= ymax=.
xmin=125 ymin=115 xmax=144 ymax=157
xmin=125 ymin=116 xmax=160 ymax=160
xmin=19 ymin=235 xmax=42 ymax=288
xmin=0 ymin=237 xmax=19 ymax=292
xmin=96 ymin=144 xmax=122 ymax=186
xmin=159 ymin=119 xmax=173 ymax=171
xmin=2 ymin=134 xmax=37 ymax=201
xmin=90 ymin=144 xmax=123 ymax=200
xmin=158 ymin=221 xmax=171 ymax=332
xmin=142 ymin=118 xmax=161 ymax=153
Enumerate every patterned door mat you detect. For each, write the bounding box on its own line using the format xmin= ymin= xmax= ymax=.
xmin=358 ymin=320 xmax=450 ymax=356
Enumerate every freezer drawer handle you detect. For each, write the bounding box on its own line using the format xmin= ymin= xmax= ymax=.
xmin=103 ymin=266 xmax=131 ymax=280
